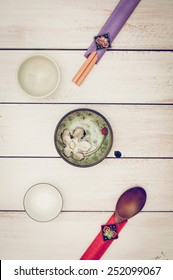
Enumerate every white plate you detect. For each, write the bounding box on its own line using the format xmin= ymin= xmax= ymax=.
xmin=17 ymin=54 xmax=60 ymax=98
xmin=23 ymin=183 xmax=63 ymax=222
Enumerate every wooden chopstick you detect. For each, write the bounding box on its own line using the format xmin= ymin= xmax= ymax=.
xmin=72 ymin=51 xmax=97 ymax=86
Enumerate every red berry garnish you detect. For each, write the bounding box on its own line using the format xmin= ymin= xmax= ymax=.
xmin=101 ymin=127 xmax=108 ymax=136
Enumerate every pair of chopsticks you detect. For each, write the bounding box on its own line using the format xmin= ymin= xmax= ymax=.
xmin=72 ymin=51 xmax=97 ymax=86
xmin=72 ymin=0 xmax=141 ymax=86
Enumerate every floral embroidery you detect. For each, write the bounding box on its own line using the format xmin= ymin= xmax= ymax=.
xmin=95 ymin=33 xmax=111 ymax=49
xmin=101 ymin=224 xmax=118 ymax=241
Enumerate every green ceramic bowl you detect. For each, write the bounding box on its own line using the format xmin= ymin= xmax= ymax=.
xmin=54 ymin=108 xmax=113 ymax=167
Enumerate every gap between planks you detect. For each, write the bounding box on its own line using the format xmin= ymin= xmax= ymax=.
xmin=0 ymin=48 xmax=173 ymax=52
xmin=1 ymin=102 xmax=173 ymax=106
xmin=1 ymin=156 xmax=173 ymax=159
xmin=0 ymin=210 xmax=173 ymax=213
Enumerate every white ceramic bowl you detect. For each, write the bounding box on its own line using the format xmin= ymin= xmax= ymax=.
xmin=17 ymin=54 xmax=60 ymax=98
xmin=23 ymin=183 xmax=63 ymax=222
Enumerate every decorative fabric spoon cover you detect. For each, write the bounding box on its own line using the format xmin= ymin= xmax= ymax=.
xmin=80 ymin=187 xmax=147 ymax=260
xmin=80 ymin=214 xmax=127 ymax=260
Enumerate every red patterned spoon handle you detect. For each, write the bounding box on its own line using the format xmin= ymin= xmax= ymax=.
xmin=80 ymin=214 xmax=127 ymax=260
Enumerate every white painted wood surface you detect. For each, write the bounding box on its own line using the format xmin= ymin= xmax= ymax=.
xmin=0 ymin=0 xmax=173 ymax=260
xmin=0 ymin=212 xmax=172 ymax=260
xmin=0 ymin=158 xmax=173 ymax=211
xmin=0 ymin=0 xmax=173 ymax=49
xmin=0 ymin=51 xmax=173 ymax=104
xmin=0 ymin=104 xmax=173 ymax=157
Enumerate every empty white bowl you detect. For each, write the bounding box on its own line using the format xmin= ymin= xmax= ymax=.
xmin=17 ymin=54 xmax=60 ymax=98
xmin=24 ymin=183 xmax=63 ymax=222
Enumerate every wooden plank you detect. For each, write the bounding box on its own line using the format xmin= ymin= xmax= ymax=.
xmin=0 ymin=158 xmax=173 ymax=211
xmin=0 ymin=51 xmax=173 ymax=104
xmin=0 ymin=0 xmax=172 ymax=49
xmin=0 ymin=212 xmax=172 ymax=259
xmin=0 ymin=104 xmax=173 ymax=157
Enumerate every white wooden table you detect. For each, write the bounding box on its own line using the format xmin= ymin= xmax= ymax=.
xmin=0 ymin=0 xmax=173 ymax=260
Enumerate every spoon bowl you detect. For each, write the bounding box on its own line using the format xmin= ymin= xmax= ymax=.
xmin=115 ymin=187 xmax=147 ymax=224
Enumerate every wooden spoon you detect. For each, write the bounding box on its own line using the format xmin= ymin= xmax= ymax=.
xmin=115 ymin=186 xmax=147 ymax=224
xmin=80 ymin=186 xmax=147 ymax=260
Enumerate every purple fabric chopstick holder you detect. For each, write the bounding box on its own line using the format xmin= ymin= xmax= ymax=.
xmin=85 ymin=0 xmax=141 ymax=63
